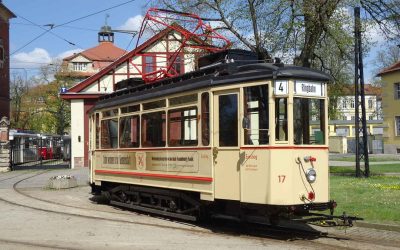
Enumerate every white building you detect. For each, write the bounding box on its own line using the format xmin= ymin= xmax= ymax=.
xmin=61 ymin=26 xmax=209 ymax=168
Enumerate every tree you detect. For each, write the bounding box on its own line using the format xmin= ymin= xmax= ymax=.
xmin=10 ymin=72 xmax=29 ymax=129
xmin=375 ymin=43 xmax=400 ymax=70
xmin=9 ymin=61 xmax=72 ymax=134
xmin=154 ymin=0 xmax=399 ymax=118
xmin=155 ymin=0 xmax=399 ymax=68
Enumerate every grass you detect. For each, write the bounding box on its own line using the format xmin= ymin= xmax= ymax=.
xmin=330 ymin=175 xmax=400 ymax=225
xmin=330 ymin=164 xmax=400 ymax=174
xmin=331 ymin=156 xmax=400 ymax=162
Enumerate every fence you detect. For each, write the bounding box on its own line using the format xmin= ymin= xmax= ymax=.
xmin=10 ymin=133 xmax=71 ymax=170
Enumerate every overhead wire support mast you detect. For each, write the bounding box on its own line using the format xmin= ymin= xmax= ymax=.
xmin=354 ymin=7 xmax=370 ymax=178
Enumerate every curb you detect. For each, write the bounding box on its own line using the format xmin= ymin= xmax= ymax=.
xmin=355 ymin=221 xmax=400 ymax=233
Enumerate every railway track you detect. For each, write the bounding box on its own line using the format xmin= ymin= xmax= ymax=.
xmin=0 ymin=170 xmax=399 ymax=249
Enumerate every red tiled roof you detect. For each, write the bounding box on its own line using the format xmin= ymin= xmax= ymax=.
xmin=62 ymin=23 xmax=212 ymax=96
xmin=377 ymin=61 xmax=400 ymax=76
xmin=64 ymin=42 xmax=126 ymax=63
xmin=64 ymin=27 xmax=175 ymax=94
xmin=340 ymin=84 xmax=382 ymax=96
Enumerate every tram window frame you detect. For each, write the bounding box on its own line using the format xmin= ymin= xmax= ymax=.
xmin=141 ymin=111 xmax=166 ymax=147
xmin=201 ymin=92 xmax=210 ymax=146
xmin=101 ymin=118 xmax=119 ymax=149
xmin=293 ymin=98 xmax=325 ymax=145
xmin=119 ymin=115 xmax=140 ymax=148
xmin=143 ymin=99 xmax=166 ymax=110
xmin=275 ymin=98 xmax=288 ymax=141
xmin=95 ymin=113 xmax=100 ymax=149
xmin=102 ymin=109 xmax=118 ymax=118
xmin=219 ymin=93 xmax=239 ymax=147
xmin=169 ymin=94 xmax=198 ymax=107
xmin=168 ymin=107 xmax=198 ymax=147
xmin=243 ymin=85 xmax=269 ymax=145
xmin=121 ymin=104 xmax=140 ymax=114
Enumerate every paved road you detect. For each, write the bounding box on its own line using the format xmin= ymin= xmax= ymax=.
xmin=0 ymin=168 xmax=400 ymax=249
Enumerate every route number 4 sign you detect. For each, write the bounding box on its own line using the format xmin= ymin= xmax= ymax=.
xmin=274 ymin=80 xmax=288 ymax=96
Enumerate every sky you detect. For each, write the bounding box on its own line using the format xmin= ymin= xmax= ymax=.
xmin=4 ymin=0 xmax=146 ymax=78
xmin=3 ymin=0 xmax=390 ymax=83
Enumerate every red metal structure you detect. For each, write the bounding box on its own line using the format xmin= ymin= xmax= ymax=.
xmin=132 ymin=8 xmax=232 ymax=83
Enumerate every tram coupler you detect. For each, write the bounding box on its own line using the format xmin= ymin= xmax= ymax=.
xmin=305 ymin=211 xmax=364 ymax=227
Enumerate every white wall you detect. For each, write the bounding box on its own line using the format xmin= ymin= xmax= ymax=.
xmin=70 ymin=99 xmax=85 ymax=168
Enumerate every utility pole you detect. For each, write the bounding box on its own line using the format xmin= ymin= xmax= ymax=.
xmin=354 ymin=7 xmax=370 ymax=177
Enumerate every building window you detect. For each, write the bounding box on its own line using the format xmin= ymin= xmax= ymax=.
xmin=351 ymin=116 xmax=355 ymax=121
xmin=143 ymin=55 xmax=156 ymax=74
xmin=350 ymin=99 xmax=355 ymax=108
xmin=368 ymin=99 xmax=373 ymax=109
xmin=73 ymin=62 xmax=88 ymax=71
xmin=369 ymin=115 xmax=374 ymax=120
xmin=395 ymin=83 xmax=400 ymax=99
xmin=342 ymin=100 xmax=347 ymax=109
xmin=168 ymin=54 xmax=184 ymax=75
xmin=396 ymin=116 xmax=400 ymax=136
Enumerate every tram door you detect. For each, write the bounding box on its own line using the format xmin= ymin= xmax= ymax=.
xmin=213 ymin=90 xmax=241 ymax=201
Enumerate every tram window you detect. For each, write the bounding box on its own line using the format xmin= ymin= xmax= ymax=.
xmin=121 ymin=105 xmax=140 ymax=114
xmin=219 ymin=94 xmax=238 ymax=147
xmin=95 ymin=113 xmax=100 ymax=149
xmin=244 ymin=85 xmax=269 ymax=145
xmin=168 ymin=107 xmax=198 ymax=146
xmin=102 ymin=109 xmax=118 ymax=117
xmin=101 ymin=118 xmax=118 ymax=149
xmin=201 ymin=92 xmax=210 ymax=146
xmin=169 ymin=94 xmax=198 ymax=106
xmin=141 ymin=111 xmax=166 ymax=147
xmin=275 ymin=98 xmax=288 ymax=141
xmin=293 ymin=98 xmax=325 ymax=145
xmin=119 ymin=115 xmax=140 ymax=148
xmin=143 ymin=99 xmax=166 ymax=110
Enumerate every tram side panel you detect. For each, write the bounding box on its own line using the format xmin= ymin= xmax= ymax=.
xmin=92 ymin=149 xmax=214 ymax=196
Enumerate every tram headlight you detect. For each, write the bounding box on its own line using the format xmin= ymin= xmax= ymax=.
xmin=306 ymin=168 xmax=317 ymax=183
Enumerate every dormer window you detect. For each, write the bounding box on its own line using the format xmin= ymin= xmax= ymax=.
xmin=73 ymin=62 xmax=88 ymax=71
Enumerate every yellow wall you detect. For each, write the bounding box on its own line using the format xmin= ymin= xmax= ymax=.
xmin=380 ymin=70 xmax=400 ymax=152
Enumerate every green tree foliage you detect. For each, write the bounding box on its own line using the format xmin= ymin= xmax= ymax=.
xmin=10 ymin=62 xmax=72 ymax=135
xmin=154 ymin=0 xmax=399 ymax=118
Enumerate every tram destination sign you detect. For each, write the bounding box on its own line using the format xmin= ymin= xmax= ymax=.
xmin=294 ymin=81 xmax=325 ymax=97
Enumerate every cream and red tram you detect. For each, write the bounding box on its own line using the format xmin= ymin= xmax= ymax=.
xmin=89 ymin=50 xmax=335 ymax=223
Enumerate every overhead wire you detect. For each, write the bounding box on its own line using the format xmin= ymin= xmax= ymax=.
xmin=10 ymin=0 xmax=136 ymax=56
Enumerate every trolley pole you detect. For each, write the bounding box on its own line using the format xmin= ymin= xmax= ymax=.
xmin=354 ymin=7 xmax=370 ymax=177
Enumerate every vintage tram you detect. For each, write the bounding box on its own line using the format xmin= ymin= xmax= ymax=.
xmin=88 ymin=50 xmax=341 ymax=224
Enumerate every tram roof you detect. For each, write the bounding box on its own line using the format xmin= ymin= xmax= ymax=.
xmin=92 ymin=61 xmax=332 ymax=111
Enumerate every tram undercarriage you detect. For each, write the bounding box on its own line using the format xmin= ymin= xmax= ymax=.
xmin=94 ymin=182 xmax=359 ymax=227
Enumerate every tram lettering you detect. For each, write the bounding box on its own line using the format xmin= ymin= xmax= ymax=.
xmin=301 ymin=84 xmax=316 ymax=93
xmin=278 ymin=175 xmax=286 ymax=183
xmin=279 ymin=83 xmax=284 ymax=91
xmin=119 ymin=157 xmax=130 ymax=164
xmin=245 ymin=154 xmax=257 ymax=160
